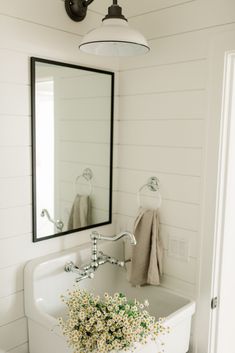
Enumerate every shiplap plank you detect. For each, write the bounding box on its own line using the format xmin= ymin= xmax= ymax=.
xmin=0 ymin=233 xmax=66 ymax=267
xmin=0 ymin=263 xmax=24 ymax=298
xmin=0 ymin=206 xmax=32 ymax=239
xmin=90 ymin=0 xmax=195 ymax=17
xmin=57 ymin=97 xmax=112 ymax=120
xmin=118 ymin=169 xmax=201 ymax=204
xmin=0 ymin=83 xmax=29 ymax=116
xmin=117 ymin=192 xmax=200 ymax=231
xmin=88 ymin=188 xmax=110 ymax=211
xmin=0 ymin=221 xmax=114 ymax=267
xmin=0 ymin=292 xmax=24 ymax=326
xmin=117 ymin=214 xmax=199 ymax=258
xmin=58 ymin=75 xmax=112 ymax=99
xmin=161 ymin=274 xmax=195 ymax=298
xmin=119 ymin=60 xmax=206 ymax=96
xmin=0 ymin=0 xmax=102 ymax=36
xmin=119 ymin=120 xmax=204 ymax=148
xmin=120 ymin=24 xmax=235 ymax=71
xmin=129 ymin=0 xmax=235 ymax=40
xmin=0 ymin=117 xmax=30 ymax=147
xmin=60 ymin=182 xmax=109 ymax=210
xmin=0 ymin=16 xmax=119 ymax=71
xmin=0 ymin=147 xmax=31 ymax=178
xmin=0 ymin=0 xmax=194 ymax=26
xmin=159 ymin=199 xmax=200 ymax=231
xmin=60 ymin=141 xmax=110 ymax=166
xmin=118 ymin=145 xmax=202 ymax=176
xmin=163 ymin=250 xmax=197 ymax=284
xmin=60 ymin=121 xmax=111 ymax=144
xmin=0 ymin=177 xmax=31 ymax=209
xmin=7 ymin=343 xmax=29 ymax=353
xmin=0 ymin=50 xmax=29 ymax=84
xmin=0 ymin=318 xmax=28 ymax=351
xmin=119 ymin=90 xmax=206 ymax=120
xmin=60 ymin=163 xmax=113 ymax=189
xmin=2 ymin=0 xmax=228 ymax=42
xmin=120 ymin=26 xmax=212 ymax=71
xmin=91 ymin=208 xmax=110 ymax=224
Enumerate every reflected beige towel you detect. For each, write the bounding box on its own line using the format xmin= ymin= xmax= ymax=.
xmin=130 ymin=208 xmax=163 ymax=286
xmin=67 ymin=195 xmax=91 ymax=230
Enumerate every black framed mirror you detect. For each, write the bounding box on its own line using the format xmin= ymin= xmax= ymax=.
xmin=31 ymin=57 xmax=114 ymax=242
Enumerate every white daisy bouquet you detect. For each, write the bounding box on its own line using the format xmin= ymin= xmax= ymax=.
xmin=59 ymin=288 xmax=167 ymax=353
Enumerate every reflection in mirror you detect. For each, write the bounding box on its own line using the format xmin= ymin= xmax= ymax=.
xmin=31 ymin=58 xmax=114 ymax=241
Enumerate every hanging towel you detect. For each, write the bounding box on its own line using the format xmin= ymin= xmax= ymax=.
xmin=67 ymin=195 xmax=91 ymax=230
xmin=129 ymin=208 xmax=163 ymax=286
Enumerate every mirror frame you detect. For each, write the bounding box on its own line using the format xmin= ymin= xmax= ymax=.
xmin=31 ymin=57 xmax=114 ymax=242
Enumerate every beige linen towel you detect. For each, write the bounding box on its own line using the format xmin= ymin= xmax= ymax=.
xmin=67 ymin=195 xmax=91 ymax=230
xmin=129 ymin=208 xmax=163 ymax=286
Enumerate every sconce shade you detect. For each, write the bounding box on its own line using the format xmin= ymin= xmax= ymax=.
xmin=79 ymin=18 xmax=150 ymax=57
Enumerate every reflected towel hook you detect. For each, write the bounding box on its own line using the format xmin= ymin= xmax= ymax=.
xmin=74 ymin=168 xmax=93 ymax=196
xmin=137 ymin=176 xmax=162 ymax=208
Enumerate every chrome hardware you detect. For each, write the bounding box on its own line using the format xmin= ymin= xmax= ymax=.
xmin=64 ymin=261 xmax=78 ymax=273
xmin=90 ymin=230 xmax=137 ymax=245
xmin=64 ymin=230 xmax=136 ymax=282
xmin=98 ymin=251 xmax=125 ymax=268
xmin=211 ymin=297 xmax=218 ymax=310
xmin=139 ymin=176 xmax=160 ymax=193
xmin=41 ymin=209 xmax=64 ymax=232
xmin=137 ymin=176 xmax=162 ymax=208
xmin=74 ymin=168 xmax=93 ymax=196
xmin=65 ymin=261 xmax=95 ymax=282
xmin=76 ymin=271 xmax=94 ymax=282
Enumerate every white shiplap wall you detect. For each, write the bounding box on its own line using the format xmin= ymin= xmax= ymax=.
xmin=1 ymin=1 xmax=235 ymax=353
xmin=116 ymin=0 xmax=235 ymax=351
xmin=0 ymin=1 xmax=118 ymax=352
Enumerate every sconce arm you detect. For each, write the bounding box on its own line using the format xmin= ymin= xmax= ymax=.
xmin=65 ymin=0 xmax=94 ymax=22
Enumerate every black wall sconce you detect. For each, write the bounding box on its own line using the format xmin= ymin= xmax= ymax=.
xmin=64 ymin=0 xmax=150 ymax=56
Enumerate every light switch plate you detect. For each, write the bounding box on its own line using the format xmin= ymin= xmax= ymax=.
xmin=168 ymin=236 xmax=189 ymax=261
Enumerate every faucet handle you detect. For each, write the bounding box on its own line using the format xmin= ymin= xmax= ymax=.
xmin=76 ymin=271 xmax=94 ymax=282
xmin=64 ymin=261 xmax=76 ymax=272
xmin=90 ymin=230 xmax=101 ymax=241
xmin=117 ymin=260 xmax=125 ymax=267
xmin=88 ymin=272 xmax=95 ymax=279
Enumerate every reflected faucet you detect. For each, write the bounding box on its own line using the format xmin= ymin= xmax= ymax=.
xmin=65 ymin=230 xmax=136 ymax=282
xmin=41 ymin=209 xmax=64 ymax=232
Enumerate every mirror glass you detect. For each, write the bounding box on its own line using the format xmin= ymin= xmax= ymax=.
xmin=31 ymin=57 xmax=114 ymax=241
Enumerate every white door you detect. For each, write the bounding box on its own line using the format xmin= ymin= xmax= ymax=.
xmin=211 ymin=52 xmax=235 ymax=353
xmin=196 ymin=31 xmax=235 ymax=353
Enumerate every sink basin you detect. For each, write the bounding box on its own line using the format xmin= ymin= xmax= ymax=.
xmin=24 ymin=241 xmax=195 ymax=353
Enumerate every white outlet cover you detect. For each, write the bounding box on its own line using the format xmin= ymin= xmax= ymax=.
xmin=168 ymin=236 xmax=189 ymax=262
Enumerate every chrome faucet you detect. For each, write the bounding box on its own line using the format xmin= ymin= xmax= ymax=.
xmin=41 ymin=209 xmax=64 ymax=232
xmin=64 ymin=230 xmax=136 ymax=282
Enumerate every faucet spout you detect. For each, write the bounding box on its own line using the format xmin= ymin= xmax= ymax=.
xmin=91 ymin=230 xmax=137 ymax=245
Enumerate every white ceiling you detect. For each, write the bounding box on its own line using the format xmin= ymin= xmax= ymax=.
xmin=89 ymin=0 xmax=189 ymax=18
